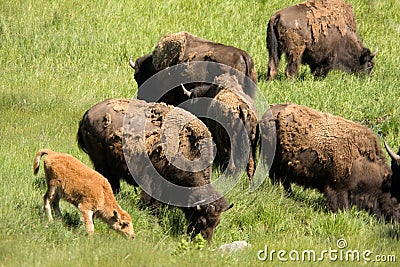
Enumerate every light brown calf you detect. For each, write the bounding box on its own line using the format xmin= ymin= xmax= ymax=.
xmin=33 ymin=149 xmax=135 ymax=238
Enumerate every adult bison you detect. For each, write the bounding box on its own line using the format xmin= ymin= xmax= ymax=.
xmin=130 ymin=31 xmax=257 ymax=103
xmin=77 ymin=98 xmax=232 ymax=241
xmin=267 ymin=0 xmax=377 ymax=80
xmin=180 ymin=74 xmax=259 ymax=181
xmin=260 ymin=103 xmax=400 ymax=222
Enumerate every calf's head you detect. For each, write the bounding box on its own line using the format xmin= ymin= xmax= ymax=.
xmin=111 ymin=210 xmax=135 ymax=239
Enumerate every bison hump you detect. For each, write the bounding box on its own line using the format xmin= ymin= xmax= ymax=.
xmin=304 ymin=0 xmax=357 ymax=41
xmin=152 ymin=31 xmax=188 ymax=71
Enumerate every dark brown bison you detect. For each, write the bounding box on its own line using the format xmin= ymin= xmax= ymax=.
xmin=184 ymin=74 xmax=259 ymax=181
xmin=130 ymin=31 xmax=257 ymax=103
xmin=77 ymin=98 xmax=232 ymax=241
xmin=267 ymin=0 xmax=377 ymax=80
xmin=260 ymin=103 xmax=400 ymax=221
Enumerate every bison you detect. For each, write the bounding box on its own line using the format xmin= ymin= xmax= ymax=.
xmin=180 ymin=74 xmax=259 ymax=181
xmin=33 ymin=149 xmax=135 ymax=238
xmin=77 ymin=98 xmax=232 ymax=241
xmin=130 ymin=31 xmax=257 ymax=103
xmin=267 ymin=0 xmax=377 ymax=80
xmin=260 ymin=103 xmax=400 ymax=222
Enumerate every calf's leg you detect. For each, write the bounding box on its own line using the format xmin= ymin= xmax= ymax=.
xmin=43 ymin=186 xmax=57 ymax=221
xmin=79 ymin=206 xmax=95 ymax=235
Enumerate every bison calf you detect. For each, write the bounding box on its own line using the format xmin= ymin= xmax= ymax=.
xmin=33 ymin=149 xmax=135 ymax=238
xmin=260 ymin=103 xmax=400 ymax=222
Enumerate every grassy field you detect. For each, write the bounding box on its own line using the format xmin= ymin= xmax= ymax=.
xmin=1 ymin=0 xmax=400 ymax=266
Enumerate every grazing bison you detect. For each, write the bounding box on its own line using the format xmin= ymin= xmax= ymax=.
xmin=267 ymin=0 xmax=377 ymax=80
xmin=260 ymin=103 xmax=400 ymax=221
xmin=77 ymin=98 xmax=232 ymax=241
xmin=130 ymin=31 xmax=257 ymax=103
xmin=33 ymin=149 xmax=135 ymax=238
xmin=181 ymin=74 xmax=259 ymax=181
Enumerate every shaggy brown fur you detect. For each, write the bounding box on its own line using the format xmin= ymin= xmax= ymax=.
xmin=205 ymin=74 xmax=259 ymax=180
xmin=33 ymin=149 xmax=135 ymax=238
xmin=152 ymin=31 xmax=257 ymax=83
xmin=130 ymin=32 xmax=257 ymax=106
xmin=267 ymin=0 xmax=376 ymax=79
xmin=260 ymin=103 xmax=400 ymax=222
xmin=304 ymin=0 xmax=357 ymax=41
xmin=77 ymin=98 xmax=232 ymax=241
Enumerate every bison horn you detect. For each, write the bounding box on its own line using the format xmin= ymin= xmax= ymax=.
xmin=209 ymin=204 xmax=216 ymax=213
xmin=193 ymin=199 xmax=206 ymax=208
xmin=181 ymin=83 xmax=192 ymax=98
xmin=384 ymin=141 xmax=400 ymax=163
xmin=371 ymin=46 xmax=379 ymax=57
xmin=129 ymin=55 xmax=135 ymax=69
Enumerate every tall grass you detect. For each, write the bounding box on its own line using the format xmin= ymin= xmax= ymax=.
xmin=1 ymin=0 xmax=399 ymax=266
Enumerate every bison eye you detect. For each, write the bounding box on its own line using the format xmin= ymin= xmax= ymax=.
xmin=121 ymin=222 xmax=130 ymax=228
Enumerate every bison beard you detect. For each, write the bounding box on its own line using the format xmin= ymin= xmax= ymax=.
xmin=77 ymin=98 xmax=232 ymax=241
xmin=266 ymin=0 xmax=377 ymax=80
xmin=260 ymin=103 xmax=400 ymax=222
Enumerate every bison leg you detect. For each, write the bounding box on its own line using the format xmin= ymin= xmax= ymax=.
xmin=312 ymin=66 xmax=331 ymax=79
xmin=79 ymin=206 xmax=95 ymax=235
xmin=285 ymin=45 xmax=305 ymax=79
xmin=324 ymin=185 xmax=339 ymax=212
xmin=51 ymin=194 xmax=63 ymax=218
xmin=336 ymin=190 xmax=350 ymax=210
xmin=138 ymin=191 xmax=161 ymax=215
xmin=268 ymin=57 xmax=280 ymax=80
xmin=43 ymin=186 xmax=58 ymax=221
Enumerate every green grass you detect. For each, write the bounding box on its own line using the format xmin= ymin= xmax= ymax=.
xmin=1 ymin=0 xmax=400 ymax=266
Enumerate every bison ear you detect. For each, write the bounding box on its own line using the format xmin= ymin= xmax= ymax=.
xmin=113 ymin=210 xmax=120 ymax=221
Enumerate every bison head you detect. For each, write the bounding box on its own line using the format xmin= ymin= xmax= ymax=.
xmin=358 ymin=47 xmax=378 ymax=75
xmin=384 ymin=142 xmax=400 ymax=202
xmin=185 ymin=199 xmax=233 ymax=242
xmin=129 ymin=54 xmax=157 ymax=87
xmin=111 ymin=210 xmax=135 ymax=239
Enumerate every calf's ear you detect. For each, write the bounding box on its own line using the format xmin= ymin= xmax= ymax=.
xmin=113 ymin=210 xmax=120 ymax=221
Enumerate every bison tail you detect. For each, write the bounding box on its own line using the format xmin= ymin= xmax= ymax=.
xmin=77 ymin=110 xmax=89 ymax=154
xmin=33 ymin=149 xmax=51 ymax=175
xmin=266 ymin=16 xmax=280 ymax=80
